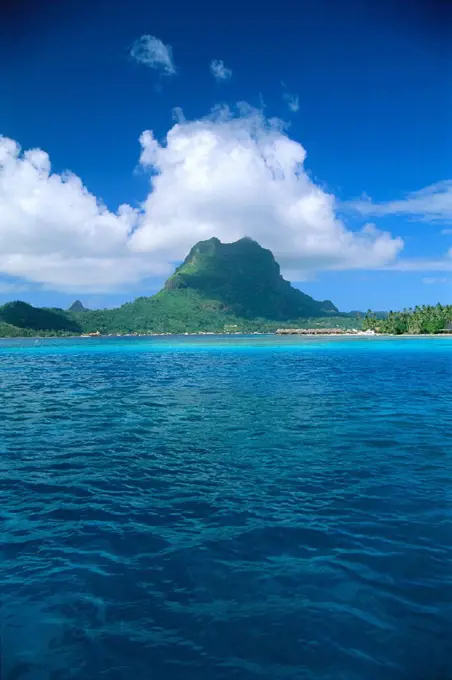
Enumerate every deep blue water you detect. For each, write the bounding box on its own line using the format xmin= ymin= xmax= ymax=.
xmin=1 ymin=335 xmax=452 ymax=680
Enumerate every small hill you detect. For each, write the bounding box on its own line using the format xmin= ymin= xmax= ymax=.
xmin=69 ymin=300 xmax=86 ymax=313
xmin=0 ymin=301 xmax=82 ymax=335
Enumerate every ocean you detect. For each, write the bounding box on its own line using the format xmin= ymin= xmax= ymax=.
xmin=1 ymin=335 xmax=451 ymax=680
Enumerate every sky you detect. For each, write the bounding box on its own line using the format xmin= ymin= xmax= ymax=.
xmin=1 ymin=0 xmax=451 ymax=311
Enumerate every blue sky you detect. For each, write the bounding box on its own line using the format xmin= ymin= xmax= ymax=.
xmin=1 ymin=0 xmax=451 ymax=311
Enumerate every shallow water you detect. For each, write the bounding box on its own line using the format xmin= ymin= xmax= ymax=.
xmin=1 ymin=335 xmax=452 ymax=679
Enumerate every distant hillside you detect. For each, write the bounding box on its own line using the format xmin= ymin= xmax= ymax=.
xmin=0 ymin=238 xmax=346 ymax=337
xmin=0 ymin=301 xmax=82 ymax=336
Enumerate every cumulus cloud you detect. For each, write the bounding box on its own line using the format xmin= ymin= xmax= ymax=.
xmin=210 ymin=60 xmax=232 ymax=81
xmin=130 ymin=106 xmax=403 ymax=278
xmin=0 ymin=106 xmax=404 ymax=292
xmin=283 ymin=92 xmax=299 ymax=112
xmin=0 ymin=137 xmax=170 ymax=292
xmin=130 ymin=35 xmax=176 ymax=76
xmin=348 ymin=180 xmax=452 ymax=223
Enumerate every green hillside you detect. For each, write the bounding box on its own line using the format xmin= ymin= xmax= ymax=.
xmin=71 ymin=237 xmax=340 ymax=334
xmin=0 ymin=238 xmax=346 ymax=337
xmin=165 ymin=237 xmax=338 ymax=319
xmin=0 ymin=301 xmax=82 ymax=337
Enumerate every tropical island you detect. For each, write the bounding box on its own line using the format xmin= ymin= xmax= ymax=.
xmin=363 ymin=306 xmax=452 ymax=335
xmin=0 ymin=237 xmax=450 ymax=338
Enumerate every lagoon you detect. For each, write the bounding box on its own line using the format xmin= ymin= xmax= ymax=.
xmin=1 ymin=336 xmax=451 ymax=679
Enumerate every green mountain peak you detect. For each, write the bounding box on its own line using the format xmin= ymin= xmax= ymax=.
xmin=165 ymin=237 xmax=338 ymax=320
xmin=69 ymin=300 xmax=86 ymax=313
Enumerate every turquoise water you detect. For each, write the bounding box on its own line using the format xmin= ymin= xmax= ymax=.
xmin=1 ymin=335 xmax=452 ymax=680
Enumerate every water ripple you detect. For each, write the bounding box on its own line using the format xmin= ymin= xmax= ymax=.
xmin=1 ymin=336 xmax=452 ymax=679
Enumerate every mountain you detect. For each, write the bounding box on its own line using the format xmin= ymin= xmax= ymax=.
xmin=164 ymin=237 xmax=338 ymax=319
xmin=69 ymin=300 xmax=86 ymax=313
xmin=0 ymin=238 xmax=343 ymax=337
xmin=73 ymin=237 xmax=339 ymax=334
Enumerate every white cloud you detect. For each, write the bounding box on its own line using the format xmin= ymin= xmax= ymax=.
xmin=131 ymin=106 xmax=403 ymax=278
xmin=0 ymin=137 xmax=170 ymax=292
xmin=130 ymin=35 xmax=176 ymax=76
xmin=422 ymin=277 xmax=449 ymax=284
xmin=210 ymin=60 xmax=232 ymax=81
xmin=172 ymin=106 xmax=185 ymax=123
xmin=441 ymin=228 xmax=452 ymax=235
xmin=386 ymin=249 xmax=452 ymax=272
xmin=283 ymin=92 xmax=299 ymax=113
xmin=0 ymin=281 xmax=30 ymax=294
xmin=0 ymin=106 xmax=404 ymax=293
xmin=348 ymin=180 xmax=452 ymax=223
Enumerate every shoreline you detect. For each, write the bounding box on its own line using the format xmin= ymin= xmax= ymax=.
xmin=1 ymin=332 xmax=452 ymax=341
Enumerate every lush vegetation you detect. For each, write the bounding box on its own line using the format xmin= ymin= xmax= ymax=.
xmin=0 ymin=298 xmax=362 ymax=338
xmin=6 ymin=242 xmax=450 ymax=338
xmin=70 ymin=236 xmax=345 ymax=335
xmin=363 ymin=304 xmax=452 ymax=335
xmin=0 ymin=237 xmax=351 ymax=337
xmin=0 ymin=298 xmax=360 ymax=338
xmin=10 ymin=241 xmax=451 ymax=339
xmin=70 ymin=290 xmax=361 ymax=336
xmin=165 ymin=237 xmax=338 ymax=319
xmin=0 ymin=301 xmax=82 ymax=337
